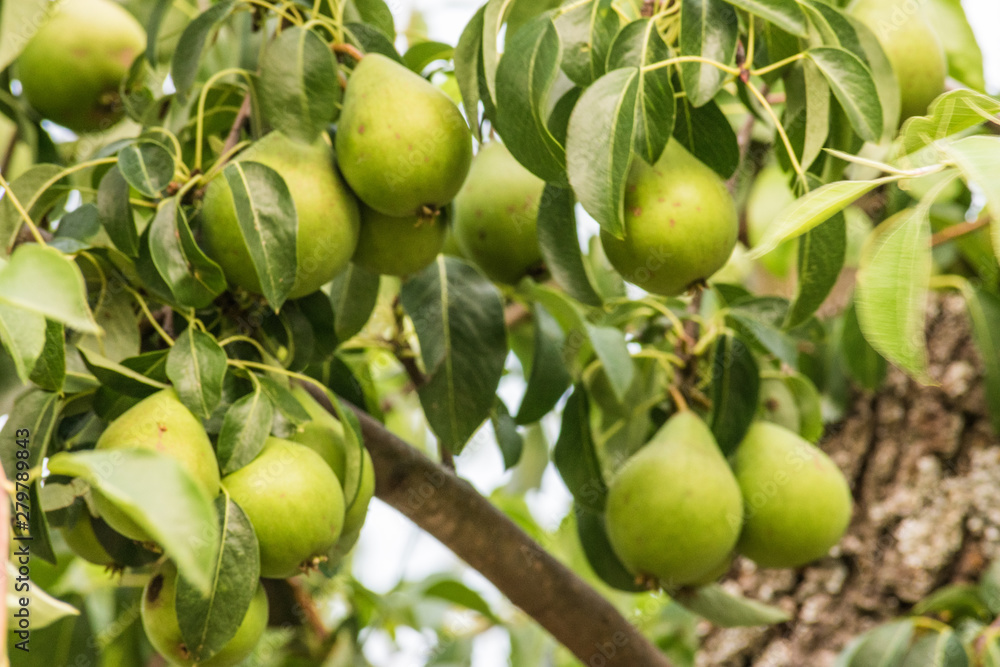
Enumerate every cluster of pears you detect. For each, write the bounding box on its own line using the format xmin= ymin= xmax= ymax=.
xmin=15 ymin=0 xmax=146 ymax=133
xmin=58 ymin=386 xmax=374 ymax=666
xmin=601 ymin=141 xmax=739 ymax=296
xmin=201 ymin=53 xmax=472 ymax=294
xmin=850 ymin=0 xmax=946 ymax=122
xmin=604 ymin=407 xmax=852 ymax=588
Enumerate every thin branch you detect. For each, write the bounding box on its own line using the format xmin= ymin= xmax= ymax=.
xmin=299 ymin=383 xmax=673 ymax=667
xmin=222 ymin=93 xmax=252 ymax=158
xmin=1 ymin=127 xmax=19 ymax=176
xmin=931 ymin=216 xmax=990 ymax=247
xmin=286 ymin=577 xmax=329 ymax=641
xmin=332 ymin=42 xmax=364 ymax=63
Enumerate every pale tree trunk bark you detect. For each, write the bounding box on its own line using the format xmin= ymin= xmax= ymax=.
xmin=698 ymin=294 xmax=1000 ymax=665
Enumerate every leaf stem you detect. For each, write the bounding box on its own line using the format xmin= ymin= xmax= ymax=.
xmin=122 ymin=284 xmax=175 ymax=346
xmin=332 ymin=42 xmax=364 ymax=62
xmin=218 ymin=334 xmax=270 ymax=360
xmin=642 ymin=56 xmax=741 ymax=76
xmin=194 ymin=68 xmax=254 ymax=171
xmin=744 ymin=80 xmax=807 ymax=191
xmin=744 ymin=15 xmax=756 ymax=71
xmin=750 ymin=52 xmax=806 ymax=77
xmin=0 ymin=171 xmax=46 ymax=247
xmin=668 ymin=385 xmax=689 ymax=412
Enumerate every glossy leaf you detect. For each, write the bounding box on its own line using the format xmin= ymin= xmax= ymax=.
xmin=576 ymin=505 xmax=642 ymax=592
xmin=455 ymin=6 xmax=486 ymax=141
xmin=674 ymin=584 xmax=791 ymax=627
xmin=708 ymin=333 xmax=759 ymax=456
xmin=0 ymin=244 xmax=99 ymax=333
xmin=856 ymin=207 xmax=932 ymax=382
xmin=218 ymin=161 xmax=298 ymax=311
xmin=166 ymin=327 xmax=228 ymax=419
xmin=97 ymin=166 xmax=138 ymax=256
xmin=943 ymin=136 xmax=1000 ymax=263
xmin=28 ymin=319 xmax=65 ymax=392
xmin=345 ymin=0 xmax=395 ymax=40
xmin=840 ymin=301 xmax=887 ymax=392
xmin=536 ymin=184 xmax=601 ymax=306
xmin=401 ymin=257 xmax=507 ymax=453
xmin=0 ymin=164 xmax=65 ymax=255
xmin=481 ymin=0 xmax=512 ymax=109
xmin=495 ymin=14 xmax=566 ymax=183
xmin=0 ymin=303 xmax=45 ymax=382
xmin=148 ymin=198 xmax=227 ymax=308
xmin=515 ymin=304 xmax=572 ymax=424
xmin=780 ymin=59 xmax=830 ymax=171
xmin=806 ymin=47 xmax=882 ymax=142
xmin=176 ymin=495 xmax=260 ymax=662
xmin=259 ymin=27 xmax=339 ymax=143
xmin=171 ymin=0 xmax=237 ymax=96
xmin=423 ymin=579 xmax=500 ymax=624
xmin=786 ymin=212 xmax=845 ymax=329
xmin=723 ymin=0 xmax=807 ymax=36
xmin=329 ymin=263 xmax=379 ymax=343
xmin=491 ymin=401 xmax=524 ymax=470
xmin=403 ymin=41 xmax=455 ymax=74
xmin=566 ymin=68 xmax=637 ymax=237
xmin=900 ymin=629 xmax=968 ymax=667
xmin=48 ymin=449 xmax=219 ymax=593
xmin=554 ymin=0 xmax=618 ymax=86
xmin=673 ymin=98 xmax=739 ymax=179
xmin=784 ymin=373 xmax=824 ymax=443
xmin=680 ymin=0 xmax=738 ymax=107
xmin=118 ymin=142 xmax=176 ymax=198
xmin=553 ymin=386 xmax=607 ymax=513
xmin=216 ymin=386 xmax=275 ymax=474
xmin=78 ymin=346 xmax=169 ymax=397
xmin=894 ymin=90 xmax=1000 ymax=168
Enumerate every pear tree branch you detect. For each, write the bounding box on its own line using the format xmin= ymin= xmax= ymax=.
xmin=299 ymin=383 xmax=674 ymax=667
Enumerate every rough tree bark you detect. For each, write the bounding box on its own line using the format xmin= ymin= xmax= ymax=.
xmin=698 ymin=294 xmax=1000 ymax=665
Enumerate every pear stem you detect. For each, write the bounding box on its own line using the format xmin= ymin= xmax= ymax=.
xmin=668 ymin=385 xmax=689 ymax=412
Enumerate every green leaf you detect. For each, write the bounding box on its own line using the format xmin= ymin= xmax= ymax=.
xmin=554 ymin=0 xmax=619 ymax=86
xmin=345 ymin=22 xmax=402 ymax=62
xmin=856 ymin=207 xmax=932 ymax=382
xmin=0 ymin=303 xmax=45 ymax=382
xmin=840 ymin=301 xmax=887 ymax=392
xmin=674 ymin=584 xmax=792 ymax=627
xmin=849 ymin=14 xmax=901 ymax=137
xmin=166 ymin=327 xmax=228 ymax=419
xmin=680 ymin=0 xmax=738 ymax=107
xmin=536 ymin=185 xmax=602 ymax=306
xmin=481 ymin=0 xmax=513 ymax=109
xmin=779 ymin=59 xmax=830 ymax=172
xmin=28 ymin=319 xmax=65 ymax=392
xmin=257 ymin=376 xmax=311 ymax=425
xmin=0 ymin=0 xmax=50 ymax=72
xmin=784 ymin=372 xmax=823 ymax=442
xmin=329 ymin=263 xmax=379 ymax=343
xmin=747 ymin=176 xmax=895 ymax=259
xmin=78 ymin=346 xmax=169 ymax=397
xmin=176 ymin=495 xmax=259 ymax=662
xmin=401 ymin=257 xmax=507 ymax=453
xmin=259 ymin=27 xmax=340 ymax=143
xmin=722 ymin=0 xmax=807 ymax=36
xmin=118 ymin=142 xmax=176 ymax=198
xmin=403 ymin=41 xmax=454 ymax=74
xmin=148 ymin=198 xmax=227 ymax=309
xmin=786 ymin=212 xmax=845 ymax=328
xmin=566 ymin=68 xmax=637 ymax=237
xmin=923 ymin=0 xmax=985 ymax=91
xmin=51 ymin=203 xmax=101 ymax=253
xmin=553 ymin=386 xmax=607 ymax=513
xmin=495 ymin=14 xmax=566 ymax=183
xmin=726 ymin=300 xmax=799 ymax=367
xmin=0 ymin=244 xmax=99 ymax=333
xmin=216 ymin=387 xmax=275 ymax=474
xmin=423 ymin=579 xmax=500 ymax=624
xmin=806 ymin=47 xmax=882 ymax=142
xmin=345 ymin=0 xmax=395 ymax=40
xmin=171 ymin=0 xmax=237 ymax=97
xmin=943 ymin=136 xmax=1000 ymax=264
xmin=911 ymin=584 xmax=993 ymax=624
xmin=491 ymin=401 xmax=524 ymax=470
xmin=802 ymin=1 xmax=865 ymax=61
xmin=708 ymin=333 xmax=759 ymax=456
xmin=900 ymin=629 xmax=968 ymax=667
xmin=673 ymin=98 xmax=739 ymax=179
xmin=606 ymin=18 xmax=676 ymax=164
xmin=455 ymin=6 xmax=486 ymax=142
xmin=960 ymin=283 xmax=1000 ymax=435
xmin=894 ymin=90 xmax=1000 ymax=169
xmin=217 ymin=161 xmax=298 ymax=311
xmin=48 ymin=449 xmax=219 ymax=593
xmin=0 ymin=164 xmax=66 ymax=255
xmin=515 ymin=304 xmax=572 ymax=425
xmin=4 ymin=563 xmax=79 ymax=629
xmin=576 ymin=505 xmax=643 ymax=592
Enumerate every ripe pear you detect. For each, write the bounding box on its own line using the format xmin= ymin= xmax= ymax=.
xmin=452 ymin=143 xmax=546 ymax=284
xmin=201 ymin=132 xmax=361 ymax=299
xmin=851 ymin=0 xmax=946 ymax=121
xmin=352 ymin=206 xmax=446 ymax=276
xmin=601 ymin=141 xmax=738 ymax=296
xmin=223 ymin=437 xmax=345 ymax=578
xmin=732 ymin=422 xmax=853 ymax=568
xmin=746 ymin=165 xmax=797 ymax=278
xmin=93 ymin=388 xmax=220 ymax=541
xmin=605 ymin=411 xmax=744 ymax=587
xmin=16 ymin=0 xmax=145 ymax=133
xmin=757 ymin=378 xmax=802 ymax=434
xmin=141 ymin=561 xmax=268 ymax=666
xmin=336 ymin=54 xmax=472 ymax=217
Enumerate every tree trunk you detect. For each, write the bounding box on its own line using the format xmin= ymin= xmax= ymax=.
xmin=698 ymin=294 xmax=1000 ymax=665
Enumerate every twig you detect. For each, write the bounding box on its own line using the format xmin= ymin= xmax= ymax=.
xmin=1 ymin=127 xmax=19 ymax=176
xmin=931 ymin=216 xmax=990 ymax=247
xmin=286 ymin=577 xmax=329 ymax=641
xmin=297 ymin=382 xmax=674 ymax=667
xmin=332 ymin=42 xmax=364 ymax=63
xmin=222 ymin=94 xmax=252 ymax=158
xmin=503 ymin=301 xmax=531 ymax=330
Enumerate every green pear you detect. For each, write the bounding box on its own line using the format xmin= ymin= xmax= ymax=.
xmin=451 ymin=142 xmax=546 ymax=284
xmin=851 ymin=0 xmax=946 ymax=121
xmin=757 ymin=378 xmax=801 ymax=434
xmin=746 ymin=164 xmax=797 ymax=278
xmin=141 ymin=561 xmax=268 ymax=666
xmin=16 ymin=0 xmax=145 ymax=133
xmin=223 ymin=437 xmax=345 ymax=578
xmin=62 ymin=510 xmax=115 ymax=567
xmin=732 ymin=422 xmax=853 ymax=568
xmin=93 ymin=388 xmax=220 ymax=541
xmin=336 ymin=54 xmax=472 ymax=216
xmin=605 ymin=411 xmax=744 ymax=587
xmin=201 ymin=132 xmax=361 ymax=299
xmin=601 ymin=141 xmax=738 ymax=296
xmin=352 ymin=206 xmax=446 ymax=276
